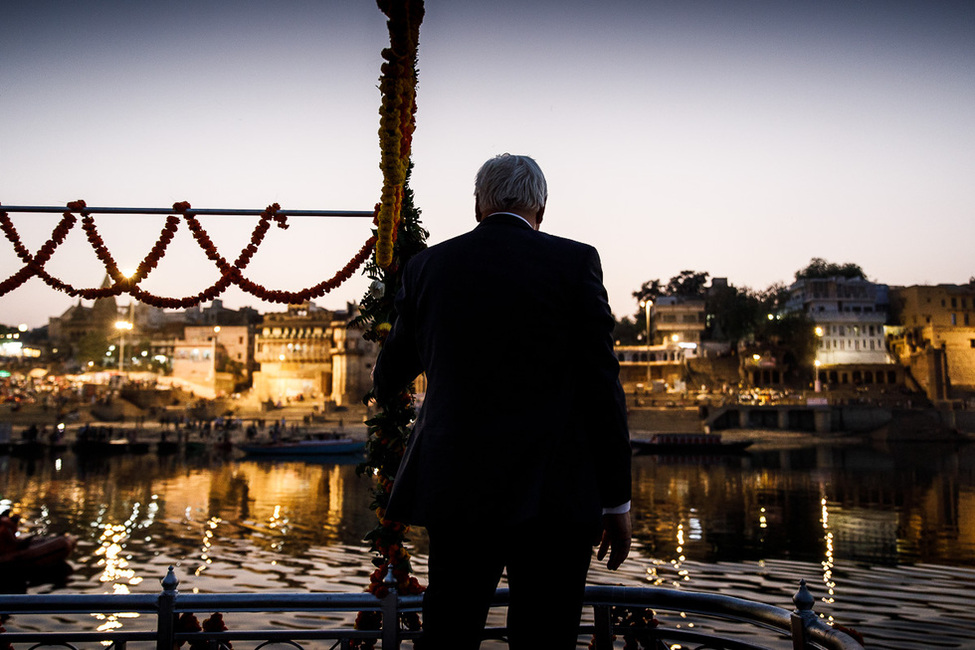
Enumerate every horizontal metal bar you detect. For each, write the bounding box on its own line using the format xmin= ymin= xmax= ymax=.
xmin=0 ymin=205 xmax=375 ymax=218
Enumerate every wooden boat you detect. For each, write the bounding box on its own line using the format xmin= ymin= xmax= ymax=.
xmin=630 ymin=432 xmax=752 ymax=455
xmin=0 ymin=534 xmax=77 ymax=570
xmin=238 ymin=438 xmax=365 ymax=456
xmin=73 ymin=439 xmax=150 ymax=455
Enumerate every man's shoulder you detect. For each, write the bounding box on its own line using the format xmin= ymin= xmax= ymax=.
xmin=408 ymin=225 xmax=597 ymax=269
xmin=534 ymin=230 xmax=597 ymax=255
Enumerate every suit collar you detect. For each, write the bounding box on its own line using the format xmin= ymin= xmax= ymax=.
xmin=478 ymin=212 xmax=534 ymax=231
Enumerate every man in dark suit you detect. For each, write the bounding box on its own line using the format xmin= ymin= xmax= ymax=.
xmin=373 ymin=153 xmax=632 ymax=650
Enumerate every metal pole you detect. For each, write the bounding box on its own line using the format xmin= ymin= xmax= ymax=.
xmin=157 ymin=567 xmax=179 ymax=650
xmin=0 ymin=205 xmax=375 ymax=218
xmin=381 ymin=564 xmax=400 ymax=649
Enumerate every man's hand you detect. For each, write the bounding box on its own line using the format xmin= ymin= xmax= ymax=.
xmin=596 ymin=511 xmax=632 ymax=570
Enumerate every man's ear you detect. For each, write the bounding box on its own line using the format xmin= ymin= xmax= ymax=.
xmin=475 ymin=197 xmax=483 ymax=222
xmin=535 ymin=205 xmax=545 ymax=230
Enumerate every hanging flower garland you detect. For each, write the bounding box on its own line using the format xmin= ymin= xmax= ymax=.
xmin=0 ymin=201 xmax=375 ymax=308
xmin=374 ymin=0 xmax=423 ymax=269
xmin=353 ymin=164 xmax=428 ymax=648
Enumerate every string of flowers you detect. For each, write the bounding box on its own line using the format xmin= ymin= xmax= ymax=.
xmin=374 ymin=0 xmax=423 ymax=269
xmin=0 ymin=201 xmax=375 ymax=308
xmin=352 ymin=165 xmax=428 ymax=644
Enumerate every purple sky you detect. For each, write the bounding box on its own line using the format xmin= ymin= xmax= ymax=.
xmin=2 ymin=0 xmax=973 ymax=328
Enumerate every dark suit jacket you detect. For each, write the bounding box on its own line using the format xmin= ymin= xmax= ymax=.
xmin=374 ymin=213 xmax=631 ymax=529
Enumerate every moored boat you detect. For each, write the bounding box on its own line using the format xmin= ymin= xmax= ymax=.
xmin=238 ymin=437 xmax=365 ymax=456
xmin=630 ymin=432 xmax=752 ymax=455
xmin=0 ymin=533 xmax=77 ymax=570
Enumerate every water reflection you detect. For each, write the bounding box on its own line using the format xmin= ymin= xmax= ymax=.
xmin=1 ymin=437 xmax=975 ymax=646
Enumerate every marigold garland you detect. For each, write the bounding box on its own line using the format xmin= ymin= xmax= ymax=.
xmin=0 ymin=201 xmax=374 ymax=308
xmin=374 ymin=0 xmax=423 ymax=269
xmin=352 ymin=161 xmax=428 ymax=647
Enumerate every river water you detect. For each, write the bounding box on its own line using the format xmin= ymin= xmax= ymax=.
xmin=2 ymin=431 xmax=974 ymax=649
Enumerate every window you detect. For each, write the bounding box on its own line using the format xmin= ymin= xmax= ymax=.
xmin=952 ymin=314 xmax=957 ymax=326
xmin=952 ymin=298 xmax=957 ymax=308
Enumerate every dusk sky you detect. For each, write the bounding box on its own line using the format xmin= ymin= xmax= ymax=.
xmin=2 ymin=0 xmax=973 ymax=329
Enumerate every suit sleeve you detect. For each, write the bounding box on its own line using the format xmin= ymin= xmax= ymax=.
xmin=578 ymin=248 xmax=632 ymax=509
xmin=373 ymin=265 xmax=424 ymax=404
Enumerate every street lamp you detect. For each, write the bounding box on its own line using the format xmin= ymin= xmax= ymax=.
xmin=639 ymin=299 xmax=653 ymax=383
xmin=115 ymin=320 xmax=133 ymax=373
xmin=209 ymin=326 xmax=221 ymax=381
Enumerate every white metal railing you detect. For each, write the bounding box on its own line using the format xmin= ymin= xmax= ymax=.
xmin=0 ymin=566 xmax=863 ymax=649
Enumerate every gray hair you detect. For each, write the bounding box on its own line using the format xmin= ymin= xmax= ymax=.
xmin=474 ymin=153 xmax=547 ymax=215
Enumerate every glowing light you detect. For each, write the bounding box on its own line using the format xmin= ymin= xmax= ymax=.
xmin=820 ymin=497 xmax=836 ymax=607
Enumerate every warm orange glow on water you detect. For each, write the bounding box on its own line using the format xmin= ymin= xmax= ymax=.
xmin=3 ymin=437 xmax=975 ymax=643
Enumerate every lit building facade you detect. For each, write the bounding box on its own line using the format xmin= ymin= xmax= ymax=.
xmin=251 ymin=302 xmax=377 ymax=406
xmin=888 ymin=284 xmax=975 ymax=400
xmin=171 ymin=325 xmax=253 ymax=398
xmin=785 ymin=276 xmax=898 ymax=389
xmin=652 ymin=296 xmax=706 ymax=349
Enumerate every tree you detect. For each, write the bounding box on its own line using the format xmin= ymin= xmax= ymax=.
xmin=612 ymin=315 xmax=642 ymax=346
xmin=631 ymin=279 xmax=662 ymax=306
xmin=794 ymin=258 xmax=865 ymax=281
xmin=665 ymin=270 xmax=710 ymax=297
xmin=705 ymin=283 xmax=762 ymax=343
xmin=76 ymin=331 xmax=109 ymax=367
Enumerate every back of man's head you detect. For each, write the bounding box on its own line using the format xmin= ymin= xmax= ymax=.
xmin=474 ymin=153 xmax=547 ymax=216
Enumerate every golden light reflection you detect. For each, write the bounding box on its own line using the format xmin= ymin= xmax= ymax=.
xmin=194 ymin=516 xmax=223 ymax=577
xmin=89 ymin=497 xmax=157 ymax=635
xmin=820 ymin=496 xmax=836 ymax=622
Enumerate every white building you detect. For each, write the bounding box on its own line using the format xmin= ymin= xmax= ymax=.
xmin=785 ymin=276 xmax=894 ymax=368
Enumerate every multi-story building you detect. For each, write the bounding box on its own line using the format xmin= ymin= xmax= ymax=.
xmin=888 ymin=284 xmax=975 ymax=400
xmin=784 ymin=276 xmax=900 ymax=390
xmin=251 ymin=302 xmax=377 ymax=407
xmin=171 ymin=325 xmax=253 ymax=398
xmin=652 ymin=296 xmax=706 ymax=349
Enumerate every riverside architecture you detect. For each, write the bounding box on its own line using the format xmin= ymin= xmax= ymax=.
xmin=23 ymin=277 xmax=975 ymax=407
xmin=616 ymin=277 xmax=975 ymax=405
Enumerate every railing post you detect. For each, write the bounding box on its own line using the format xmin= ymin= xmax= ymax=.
xmin=381 ymin=564 xmax=400 ymax=649
xmin=157 ymin=566 xmax=179 ymax=650
xmin=790 ymin=579 xmax=816 ymax=650
xmin=592 ymin=604 xmax=614 ymax=650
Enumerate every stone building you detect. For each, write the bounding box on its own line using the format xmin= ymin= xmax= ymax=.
xmin=784 ymin=276 xmax=900 ymax=391
xmin=888 ymin=283 xmax=975 ymax=401
xmin=251 ymin=302 xmax=377 ymax=407
xmin=652 ymin=296 xmax=706 ymax=350
xmin=171 ymin=325 xmax=253 ymax=398
xmin=47 ymin=276 xmax=122 ymax=363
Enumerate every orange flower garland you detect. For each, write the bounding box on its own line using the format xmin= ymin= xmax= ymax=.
xmin=375 ymin=0 xmax=423 ymax=268
xmin=0 ymin=201 xmax=374 ymax=308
